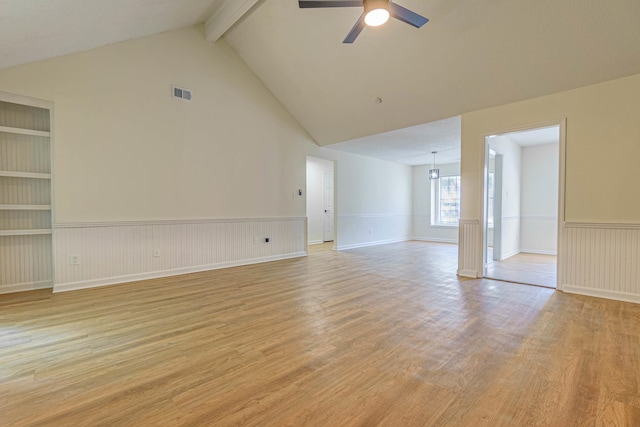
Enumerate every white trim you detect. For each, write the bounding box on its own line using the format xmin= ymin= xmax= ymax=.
xmin=337 ymin=213 xmax=411 ymax=219
xmin=412 ymin=237 xmax=458 ymax=244
xmin=478 ymin=119 xmax=566 ymax=289
xmin=204 ymin=0 xmax=260 ymax=43
xmin=0 ymin=90 xmax=54 ymax=109
xmin=0 ymin=229 xmax=52 ymax=236
xmin=557 ymin=119 xmax=567 ymax=290
xmin=307 ymin=240 xmax=324 ymax=245
xmin=500 ymin=249 xmax=521 ymax=260
xmin=54 ymin=252 xmax=306 ymax=293
xmin=0 ymin=280 xmax=52 ymax=295
xmin=336 ymin=237 xmax=410 ymax=251
xmin=563 ymin=285 xmax=640 ymax=305
xmin=0 ymin=125 xmax=50 ymax=138
xmin=457 ymin=269 xmax=478 ymax=278
xmin=0 ymin=204 xmax=51 ymax=210
xmin=0 ymin=171 xmax=51 ymax=179
xmin=564 ymin=221 xmax=640 ymax=230
xmin=54 ymin=216 xmax=306 ymax=229
xmin=520 ymin=249 xmax=557 ymax=255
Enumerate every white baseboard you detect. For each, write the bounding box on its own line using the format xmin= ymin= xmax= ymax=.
xmin=520 ymin=249 xmax=557 ymax=255
xmin=54 ymin=252 xmax=307 ymax=293
xmin=500 ymin=249 xmax=520 ymax=260
xmin=457 ymin=269 xmax=478 ymax=278
xmin=336 ymin=237 xmax=410 ymax=251
xmin=0 ymin=280 xmax=52 ymax=295
xmin=307 ymin=240 xmax=324 ymax=245
xmin=563 ymin=285 xmax=640 ymax=305
xmin=412 ymin=237 xmax=458 ymax=244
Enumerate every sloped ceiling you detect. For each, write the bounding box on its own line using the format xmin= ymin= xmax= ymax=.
xmin=0 ymin=0 xmax=224 ymax=69
xmin=224 ymin=0 xmax=640 ymax=146
xmin=1 ymin=0 xmax=639 ymax=156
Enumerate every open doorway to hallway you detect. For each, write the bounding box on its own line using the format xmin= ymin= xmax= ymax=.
xmin=306 ymin=156 xmax=335 ymax=251
xmin=483 ymin=125 xmax=560 ymax=288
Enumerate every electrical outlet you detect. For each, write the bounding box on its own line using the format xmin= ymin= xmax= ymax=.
xmin=153 ymin=249 xmax=161 ymax=257
xmin=69 ymin=254 xmax=80 ymax=265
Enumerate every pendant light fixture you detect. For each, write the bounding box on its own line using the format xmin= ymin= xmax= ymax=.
xmin=429 ymin=151 xmax=440 ymax=180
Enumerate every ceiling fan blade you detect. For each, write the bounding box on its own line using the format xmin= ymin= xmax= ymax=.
xmin=343 ymin=13 xmax=366 ymax=43
xmin=389 ymin=2 xmax=429 ymax=28
xmin=299 ymin=0 xmax=363 ymax=8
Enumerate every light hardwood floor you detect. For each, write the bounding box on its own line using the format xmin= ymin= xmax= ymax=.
xmin=1 ymin=241 xmax=639 ymax=426
xmin=486 ymin=250 xmax=557 ymax=288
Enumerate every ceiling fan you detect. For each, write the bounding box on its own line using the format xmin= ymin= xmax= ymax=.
xmin=298 ymin=0 xmax=429 ymax=43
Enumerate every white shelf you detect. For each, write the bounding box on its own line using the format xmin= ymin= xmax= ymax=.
xmin=0 ymin=204 xmax=51 ymax=210
xmin=0 ymin=229 xmax=52 ymax=236
xmin=0 ymin=171 xmax=51 ymax=179
xmin=0 ymin=125 xmax=50 ymax=138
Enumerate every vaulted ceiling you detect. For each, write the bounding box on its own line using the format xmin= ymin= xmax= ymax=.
xmin=2 ymin=0 xmax=640 ymax=152
xmin=0 ymin=0 xmax=226 ymax=69
xmin=224 ymin=0 xmax=640 ymax=146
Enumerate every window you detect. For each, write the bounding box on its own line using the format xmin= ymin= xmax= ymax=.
xmin=432 ymin=175 xmax=461 ymax=225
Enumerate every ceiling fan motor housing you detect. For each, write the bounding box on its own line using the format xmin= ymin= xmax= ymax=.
xmin=364 ymin=0 xmax=390 ymax=15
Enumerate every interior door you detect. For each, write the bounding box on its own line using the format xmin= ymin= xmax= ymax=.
xmin=323 ymin=172 xmax=334 ymax=242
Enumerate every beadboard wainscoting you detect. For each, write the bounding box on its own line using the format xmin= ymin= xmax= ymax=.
xmin=457 ymin=219 xmax=481 ymax=277
xmin=562 ymin=222 xmax=640 ymax=304
xmin=0 ymin=234 xmax=53 ymax=294
xmin=53 ymin=217 xmax=307 ymax=292
xmin=335 ymin=214 xmax=412 ymax=250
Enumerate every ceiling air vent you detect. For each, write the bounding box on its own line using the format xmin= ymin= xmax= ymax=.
xmin=172 ymin=85 xmax=192 ymax=101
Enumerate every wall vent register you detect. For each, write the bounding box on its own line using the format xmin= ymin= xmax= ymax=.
xmin=172 ymin=86 xmax=192 ymax=101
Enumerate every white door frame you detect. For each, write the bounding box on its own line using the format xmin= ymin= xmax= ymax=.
xmin=305 ymin=156 xmax=338 ymax=249
xmin=479 ymin=119 xmax=567 ymax=290
xmin=322 ymin=171 xmax=334 ymax=242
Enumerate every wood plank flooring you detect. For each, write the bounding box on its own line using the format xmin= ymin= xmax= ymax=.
xmin=1 ymin=241 xmax=639 ymax=426
xmin=486 ymin=250 xmax=557 ymax=288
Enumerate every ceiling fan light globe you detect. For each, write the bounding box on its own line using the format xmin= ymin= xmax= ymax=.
xmin=365 ymin=8 xmax=390 ymax=26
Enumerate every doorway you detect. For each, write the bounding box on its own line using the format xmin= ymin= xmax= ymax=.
xmin=306 ymin=156 xmax=335 ymax=250
xmin=482 ymin=125 xmax=561 ymax=288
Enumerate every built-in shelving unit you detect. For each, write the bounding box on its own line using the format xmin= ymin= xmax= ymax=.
xmin=0 ymin=94 xmax=54 ymax=293
xmin=0 ymin=204 xmax=52 ymax=210
xmin=0 ymin=229 xmax=52 ymax=236
xmin=0 ymin=125 xmax=50 ymax=138
xmin=0 ymin=171 xmax=51 ymax=179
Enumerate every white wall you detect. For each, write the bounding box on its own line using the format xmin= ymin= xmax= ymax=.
xmin=0 ymin=25 xmax=413 ymax=292
xmin=0 ymin=26 xmax=309 ymax=222
xmin=306 ymin=156 xmax=333 ymax=244
xmin=488 ymin=136 xmax=521 ymax=259
xmin=322 ymin=149 xmax=413 ymax=250
xmin=520 ymin=143 xmax=558 ymax=254
xmin=413 ymin=162 xmax=460 ymax=243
